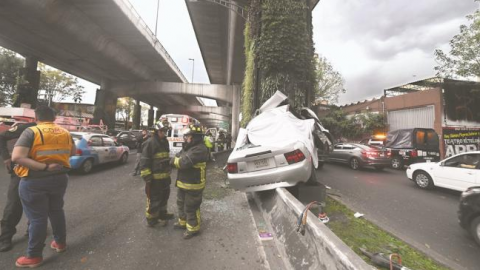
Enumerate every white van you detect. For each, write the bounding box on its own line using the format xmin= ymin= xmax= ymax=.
xmin=160 ymin=114 xmax=201 ymax=157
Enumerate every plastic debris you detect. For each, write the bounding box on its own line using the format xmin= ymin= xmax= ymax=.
xmin=259 ymin=232 xmax=273 ymax=241
xmin=325 ymin=185 xmax=332 ymax=190
xmin=318 ymin=213 xmax=329 ymax=224
xmin=354 ymin=212 xmax=364 ymax=218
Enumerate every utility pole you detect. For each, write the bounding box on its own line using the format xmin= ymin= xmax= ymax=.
xmin=155 ymin=0 xmax=160 ymax=36
xmin=189 ymin=58 xmax=195 ymax=83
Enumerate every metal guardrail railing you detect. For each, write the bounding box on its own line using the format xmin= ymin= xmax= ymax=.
xmin=118 ymin=0 xmax=188 ymax=83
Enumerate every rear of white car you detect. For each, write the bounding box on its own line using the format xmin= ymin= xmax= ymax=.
xmin=227 ymin=142 xmax=312 ymax=192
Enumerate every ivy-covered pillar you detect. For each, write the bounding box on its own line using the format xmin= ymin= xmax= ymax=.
xmin=241 ymin=0 xmax=316 ymax=124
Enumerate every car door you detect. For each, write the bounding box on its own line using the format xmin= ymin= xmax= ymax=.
xmin=433 ymin=153 xmax=479 ymax=191
xmin=339 ymin=144 xmax=355 ymax=163
xmin=88 ymin=136 xmax=104 ymax=163
xmin=329 ymin=144 xmax=343 ymax=162
xmin=102 ymin=137 xmax=120 ymax=162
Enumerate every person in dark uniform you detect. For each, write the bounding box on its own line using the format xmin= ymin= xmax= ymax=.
xmin=0 ymin=122 xmax=36 ymax=252
xmin=140 ymin=121 xmax=174 ymax=227
xmin=171 ymin=124 xmax=209 ymax=239
xmin=132 ymin=129 xmax=149 ymax=176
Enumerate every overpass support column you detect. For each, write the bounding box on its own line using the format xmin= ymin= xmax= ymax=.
xmin=93 ymin=80 xmax=117 ymax=130
xmin=133 ymin=99 xmax=141 ymax=129
xmin=13 ymin=56 xmax=40 ymax=108
xmin=147 ymin=106 xmax=155 ymax=127
xmin=231 ymin=85 xmax=241 ymax=141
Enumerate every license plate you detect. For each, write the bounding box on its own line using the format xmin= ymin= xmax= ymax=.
xmin=254 ymin=158 xmax=269 ymax=168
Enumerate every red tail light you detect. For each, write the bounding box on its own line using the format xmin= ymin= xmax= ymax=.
xmin=362 ymin=151 xmax=378 ymax=158
xmin=410 ymin=150 xmax=418 ymax=157
xmin=227 ymin=163 xmax=238 ymax=173
xmin=284 ymin=149 xmax=306 ymax=164
xmin=76 ymin=149 xmax=83 ymax=156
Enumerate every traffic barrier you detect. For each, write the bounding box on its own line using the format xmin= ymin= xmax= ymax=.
xmin=253 ymin=188 xmax=373 ymax=270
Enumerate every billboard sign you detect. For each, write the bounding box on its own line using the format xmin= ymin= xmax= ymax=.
xmin=443 ymin=127 xmax=480 ymax=157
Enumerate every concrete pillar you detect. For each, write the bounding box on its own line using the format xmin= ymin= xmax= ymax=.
xmin=93 ymin=80 xmax=117 ymax=130
xmin=148 ymin=106 xmax=155 ymax=127
xmin=133 ymin=99 xmax=141 ymax=129
xmin=231 ymin=85 xmax=241 ymax=141
xmin=13 ymin=56 xmax=40 ymax=108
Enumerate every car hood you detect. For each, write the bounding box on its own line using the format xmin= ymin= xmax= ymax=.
xmin=232 ymin=102 xmax=317 ymax=167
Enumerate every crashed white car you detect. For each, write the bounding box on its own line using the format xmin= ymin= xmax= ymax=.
xmin=227 ymin=91 xmax=331 ymax=192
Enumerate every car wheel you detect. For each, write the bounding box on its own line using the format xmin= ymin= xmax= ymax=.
xmin=470 ymin=216 xmax=480 ymax=246
xmin=414 ymin=171 xmax=434 ymax=189
xmin=374 ymin=166 xmax=384 ymax=171
xmin=349 ymin=158 xmax=360 ymax=170
xmin=306 ymin=163 xmax=318 ymax=185
xmin=80 ymin=159 xmax=93 ymax=174
xmin=119 ymin=153 xmax=128 ymax=164
xmin=391 ymin=156 xmax=404 ymax=170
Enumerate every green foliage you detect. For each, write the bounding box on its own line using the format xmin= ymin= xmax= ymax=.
xmin=257 ymin=0 xmax=316 ymax=109
xmin=39 ymin=63 xmax=85 ymax=105
xmin=324 ymin=197 xmax=449 ymax=270
xmin=0 ymin=48 xmax=23 ymax=106
xmin=435 ymin=3 xmax=480 ymax=78
xmin=322 ymin=109 xmax=386 ymax=141
xmin=314 ymin=55 xmax=345 ymax=104
xmin=116 ymin=97 xmax=135 ymax=122
xmin=241 ymin=23 xmax=255 ymax=128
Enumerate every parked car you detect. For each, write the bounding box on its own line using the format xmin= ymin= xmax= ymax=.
xmin=227 ymin=91 xmax=325 ymax=192
xmin=406 ymin=151 xmax=480 ymax=191
xmin=113 ymin=131 xmax=137 ymax=149
xmin=386 ymin=128 xmax=440 ymax=169
xmin=328 ymin=143 xmax=391 ymax=170
xmin=70 ymin=132 xmax=130 ymax=174
xmin=458 ymin=186 xmax=480 ymax=246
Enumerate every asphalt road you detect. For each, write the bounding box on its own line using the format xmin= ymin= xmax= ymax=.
xmin=317 ymin=162 xmax=480 ymax=270
xmin=0 ymin=152 xmax=271 ymax=270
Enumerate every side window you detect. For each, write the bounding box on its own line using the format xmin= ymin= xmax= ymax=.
xmin=89 ymin=136 xmax=102 ymax=147
xmin=426 ymin=131 xmax=439 ymax=146
xmin=343 ymin=145 xmax=354 ymax=150
xmin=102 ymin=137 xmax=115 ymax=147
xmin=334 ymin=145 xmax=343 ymax=150
xmin=119 ymin=134 xmax=129 ymax=139
xmin=444 ymin=154 xmax=480 ymax=169
xmin=415 ymin=130 xmax=426 ymax=147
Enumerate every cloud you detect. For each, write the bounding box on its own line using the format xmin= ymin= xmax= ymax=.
xmin=313 ymin=0 xmax=479 ymax=104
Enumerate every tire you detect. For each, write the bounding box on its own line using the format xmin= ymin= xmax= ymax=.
xmin=391 ymin=156 xmax=404 ymax=170
xmin=413 ymin=171 xmax=434 ymax=189
xmin=119 ymin=153 xmax=128 ymax=164
xmin=306 ymin=163 xmax=318 ymax=185
xmin=374 ymin=166 xmax=384 ymax=171
xmin=470 ymin=216 xmax=480 ymax=246
xmin=349 ymin=157 xmax=360 ymax=170
xmin=80 ymin=159 xmax=94 ymax=174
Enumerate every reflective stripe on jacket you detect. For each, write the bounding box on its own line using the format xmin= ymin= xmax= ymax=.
xmin=174 ymin=141 xmax=209 ymax=190
xmin=14 ymin=122 xmax=72 ymax=178
xmin=140 ymin=135 xmax=171 ymax=180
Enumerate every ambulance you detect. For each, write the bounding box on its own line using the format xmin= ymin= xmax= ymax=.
xmin=159 ymin=114 xmax=201 ymax=157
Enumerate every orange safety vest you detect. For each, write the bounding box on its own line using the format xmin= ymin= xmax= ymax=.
xmin=14 ymin=122 xmax=72 ymax=178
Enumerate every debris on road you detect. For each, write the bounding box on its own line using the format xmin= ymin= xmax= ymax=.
xmin=354 ymin=212 xmax=364 ymax=218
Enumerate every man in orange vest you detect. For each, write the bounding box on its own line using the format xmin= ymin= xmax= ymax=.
xmin=11 ymin=106 xmax=75 ymax=268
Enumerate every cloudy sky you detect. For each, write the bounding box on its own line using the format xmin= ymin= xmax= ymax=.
xmin=80 ymin=0 xmax=479 ymax=105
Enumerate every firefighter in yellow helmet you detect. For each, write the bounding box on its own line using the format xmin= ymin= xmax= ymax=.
xmin=170 ymin=124 xmax=209 ymax=239
xmin=141 ymin=121 xmax=174 ymax=227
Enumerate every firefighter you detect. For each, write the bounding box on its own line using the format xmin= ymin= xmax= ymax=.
xmin=171 ymin=124 xmax=209 ymax=239
xmin=217 ymin=131 xmax=226 ymax=151
xmin=204 ymin=130 xmax=213 ymax=161
xmin=0 ymin=122 xmax=36 ymax=252
xmin=141 ymin=121 xmax=174 ymax=227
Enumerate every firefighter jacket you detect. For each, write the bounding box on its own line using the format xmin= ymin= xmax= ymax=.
xmin=140 ymin=134 xmax=171 ymax=181
xmin=14 ymin=122 xmax=72 ymax=178
xmin=172 ymin=140 xmax=209 ymax=190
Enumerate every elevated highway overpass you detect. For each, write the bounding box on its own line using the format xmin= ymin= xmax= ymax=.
xmin=0 ymin=0 xmax=238 ymax=131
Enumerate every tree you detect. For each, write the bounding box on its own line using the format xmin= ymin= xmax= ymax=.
xmin=314 ymin=55 xmax=345 ymax=104
xmin=39 ymin=63 xmax=85 ymax=106
xmin=435 ymin=1 xmax=480 ymax=78
xmin=0 ymin=48 xmax=23 ymax=106
xmin=116 ymin=97 xmax=135 ymax=128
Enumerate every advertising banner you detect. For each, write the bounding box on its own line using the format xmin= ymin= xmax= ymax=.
xmin=443 ymin=127 xmax=480 ymax=157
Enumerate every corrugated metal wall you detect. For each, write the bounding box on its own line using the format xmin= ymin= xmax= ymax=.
xmin=388 ymin=106 xmax=435 ymax=131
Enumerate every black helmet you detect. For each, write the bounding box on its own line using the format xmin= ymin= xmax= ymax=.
xmin=183 ymin=124 xmax=204 ymax=136
xmin=153 ymin=120 xmax=171 ymax=131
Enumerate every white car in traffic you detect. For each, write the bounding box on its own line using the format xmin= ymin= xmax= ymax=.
xmin=406 ymin=151 xmax=480 ymax=191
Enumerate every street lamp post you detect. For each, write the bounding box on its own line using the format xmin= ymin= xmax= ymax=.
xmin=188 ymin=58 xmax=195 ymax=83
xmin=155 ymin=0 xmax=160 ymax=36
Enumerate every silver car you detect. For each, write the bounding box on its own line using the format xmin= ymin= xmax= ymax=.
xmin=227 ymin=142 xmax=315 ymax=192
xmin=328 ymin=143 xmax=391 ymax=170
